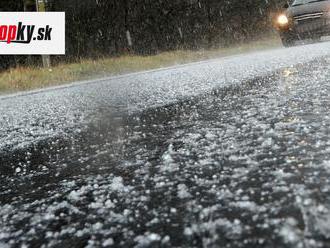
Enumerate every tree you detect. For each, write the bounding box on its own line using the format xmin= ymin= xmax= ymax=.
xmin=0 ymin=0 xmax=288 ymax=70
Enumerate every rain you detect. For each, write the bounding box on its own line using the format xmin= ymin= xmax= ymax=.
xmin=2 ymin=0 xmax=330 ymax=248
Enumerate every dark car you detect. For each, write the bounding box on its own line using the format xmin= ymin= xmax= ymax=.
xmin=275 ymin=0 xmax=330 ymax=46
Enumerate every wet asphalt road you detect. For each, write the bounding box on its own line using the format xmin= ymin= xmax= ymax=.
xmin=2 ymin=43 xmax=330 ymax=248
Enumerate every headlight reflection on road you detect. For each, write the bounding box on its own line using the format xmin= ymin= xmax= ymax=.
xmin=280 ymin=67 xmax=299 ymax=96
xmin=283 ymin=68 xmax=298 ymax=78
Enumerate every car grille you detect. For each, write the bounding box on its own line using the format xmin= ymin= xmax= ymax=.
xmin=294 ymin=12 xmax=327 ymax=33
xmin=293 ymin=12 xmax=324 ymax=22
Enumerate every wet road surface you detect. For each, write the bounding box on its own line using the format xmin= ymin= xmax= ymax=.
xmin=2 ymin=44 xmax=330 ymax=247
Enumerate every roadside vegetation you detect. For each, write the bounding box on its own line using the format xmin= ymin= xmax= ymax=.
xmin=0 ymin=0 xmax=285 ymax=93
xmin=0 ymin=37 xmax=280 ymax=94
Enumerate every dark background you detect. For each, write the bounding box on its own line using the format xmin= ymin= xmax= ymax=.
xmin=0 ymin=0 xmax=289 ymax=70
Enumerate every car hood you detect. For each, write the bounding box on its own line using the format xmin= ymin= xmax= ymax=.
xmin=287 ymin=1 xmax=330 ymax=17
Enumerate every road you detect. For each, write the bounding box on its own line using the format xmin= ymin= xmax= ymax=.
xmin=2 ymin=42 xmax=330 ymax=247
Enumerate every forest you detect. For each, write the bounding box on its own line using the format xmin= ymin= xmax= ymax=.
xmin=0 ymin=0 xmax=288 ymax=70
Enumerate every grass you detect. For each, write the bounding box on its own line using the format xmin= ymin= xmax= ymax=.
xmin=0 ymin=37 xmax=281 ymax=94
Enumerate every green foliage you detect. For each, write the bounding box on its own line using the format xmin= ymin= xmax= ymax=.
xmin=48 ymin=0 xmax=287 ymax=57
xmin=0 ymin=0 xmax=287 ymax=70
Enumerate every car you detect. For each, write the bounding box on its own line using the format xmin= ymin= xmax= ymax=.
xmin=275 ymin=0 xmax=330 ymax=47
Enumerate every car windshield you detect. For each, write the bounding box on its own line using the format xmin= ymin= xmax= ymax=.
xmin=292 ymin=0 xmax=328 ymax=6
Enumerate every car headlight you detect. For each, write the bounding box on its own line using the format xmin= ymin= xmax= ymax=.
xmin=277 ymin=14 xmax=289 ymax=26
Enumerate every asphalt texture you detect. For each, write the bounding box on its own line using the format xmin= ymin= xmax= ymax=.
xmin=2 ymin=43 xmax=330 ymax=248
